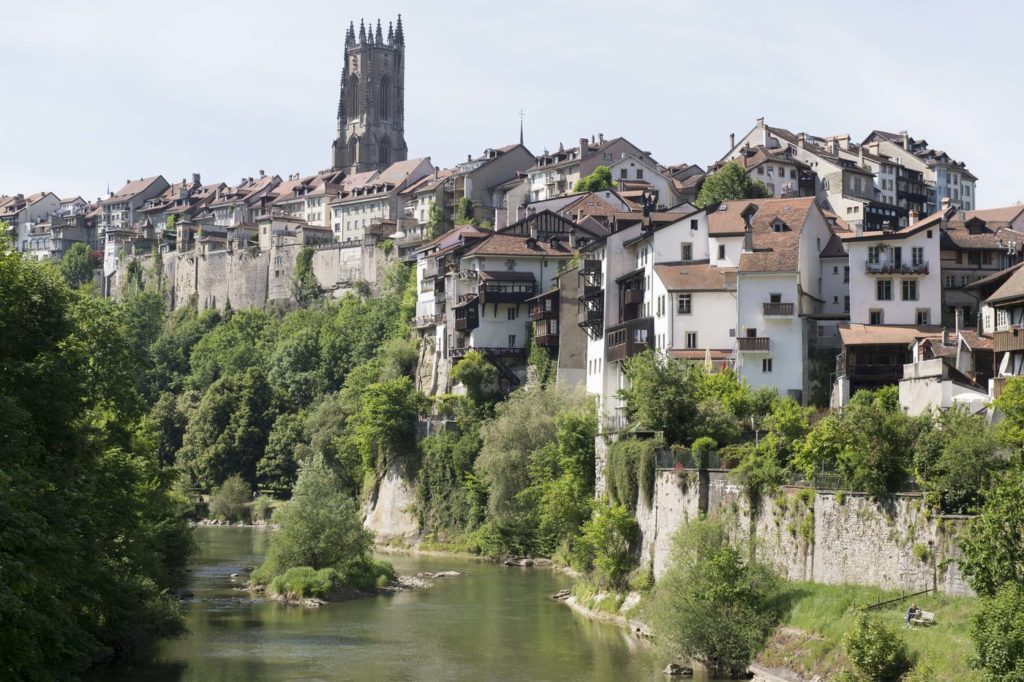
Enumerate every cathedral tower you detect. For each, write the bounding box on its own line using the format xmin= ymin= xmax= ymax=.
xmin=331 ymin=16 xmax=408 ymax=174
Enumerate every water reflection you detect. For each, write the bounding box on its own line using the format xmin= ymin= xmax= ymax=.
xmin=99 ymin=526 xmax=721 ymax=681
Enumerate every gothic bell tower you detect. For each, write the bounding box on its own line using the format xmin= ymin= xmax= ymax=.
xmin=331 ymin=16 xmax=408 ymax=174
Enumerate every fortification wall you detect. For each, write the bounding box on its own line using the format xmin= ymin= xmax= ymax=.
xmin=636 ymin=469 xmax=973 ymax=595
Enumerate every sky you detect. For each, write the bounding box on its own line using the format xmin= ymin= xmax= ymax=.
xmin=1 ymin=0 xmax=1020 ymax=205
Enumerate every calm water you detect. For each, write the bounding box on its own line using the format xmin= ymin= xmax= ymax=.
xmin=108 ymin=526 xmax=718 ymax=681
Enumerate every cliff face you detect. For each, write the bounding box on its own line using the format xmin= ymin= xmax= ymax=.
xmin=363 ymin=459 xmax=419 ymax=542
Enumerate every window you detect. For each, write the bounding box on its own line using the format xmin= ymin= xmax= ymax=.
xmin=677 ymin=294 xmax=692 ymax=314
xmin=902 ymin=280 xmax=918 ymax=300
xmin=507 ymin=307 xmax=518 ymax=320
xmin=868 ymin=246 xmax=881 ymax=264
xmin=913 ymin=309 xmax=930 ymax=325
xmin=508 ymin=334 xmax=517 ymax=348
xmin=686 ymin=332 xmax=698 ymax=349
xmin=843 ymin=266 xmax=850 ymax=283
xmin=681 ymin=243 xmax=692 ymax=261
xmin=718 ymin=244 xmax=726 ymax=260
xmin=620 ymin=169 xmax=628 ymax=179
xmin=876 ymin=279 xmax=893 ymax=300
xmin=983 ymin=252 xmax=993 ymax=265
xmin=945 ymin=275 xmax=955 ymax=288
xmin=844 ymin=295 xmax=850 ymax=312
xmin=912 ymin=247 xmax=924 ymax=266
xmin=961 ymin=275 xmax=970 ymax=287
xmin=762 ymin=358 xmax=773 ymax=372
xmin=997 ymin=309 xmax=1010 ymax=330
xmin=833 ymin=266 xmax=839 ymax=274
xmin=869 ymin=309 xmax=884 ymax=325
xmin=770 ymin=292 xmax=782 ymax=303
xmin=757 ymin=166 xmax=764 ymax=175
xmin=636 ymin=169 xmax=644 ymax=180
xmin=690 ymin=219 xmax=698 ymax=230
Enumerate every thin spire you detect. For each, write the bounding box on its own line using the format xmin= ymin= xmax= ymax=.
xmin=387 ymin=21 xmax=394 ymax=45
xmin=375 ymin=19 xmax=383 ymax=44
xmin=518 ymin=109 xmax=525 ymax=145
xmin=395 ymin=14 xmax=404 ymax=45
xmin=345 ymin=21 xmax=355 ymax=47
xmin=359 ymin=19 xmax=366 ymax=44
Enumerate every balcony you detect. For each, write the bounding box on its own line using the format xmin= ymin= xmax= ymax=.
xmin=994 ymin=329 xmax=1024 ymax=353
xmin=422 ymin=261 xmax=440 ymax=279
xmin=865 ymin=261 xmax=929 ymax=275
xmin=411 ymin=314 xmax=442 ymax=329
xmin=622 ymin=288 xmax=645 ymax=306
xmin=581 ymin=259 xmax=601 ymax=275
xmin=578 ymin=307 xmax=603 ymax=326
xmin=606 ymin=317 xmax=654 ymax=362
xmin=583 ymin=285 xmax=603 ymax=299
xmin=763 ymin=302 xmax=795 ymax=317
xmin=479 ymin=282 xmax=536 ymax=305
xmin=737 ymin=337 xmax=770 ymax=352
xmin=529 ymin=305 xmax=558 ymax=321
xmin=535 ymin=333 xmax=559 ymax=347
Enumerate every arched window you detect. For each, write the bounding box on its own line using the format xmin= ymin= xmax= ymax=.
xmin=347 ymin=74 xmax=359 ymax=121
xmin=379 ymin=77 xmax=390 ymax=120
xmin=348 ymin=135 xmax=359 ymax=164
xmin=379 ymin=139 xmax=390 ymax=166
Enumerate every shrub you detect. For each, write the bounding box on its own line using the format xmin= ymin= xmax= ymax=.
xmin=842 ymin=612 xmax=909 ymax=681
xmin=268 ymin=566 xmax=338 ymax=598
xmin=648 ymin=517 xmax=781 ymax=677
xmin=209 ymin=474 xmax=250 ymax=521
xmin=605 ymin=436 xmax=660 ymax=510
xmin=571 ymin=504 xmax=638 ymax=589
xmin=912 ymin=543 xmax=931 ymax=564
xmin=970 ymin=582 xmax=1024 ymax=680
xmin=251 ymin=494 xmax=275 ymax=523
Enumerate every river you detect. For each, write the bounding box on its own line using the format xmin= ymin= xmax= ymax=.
xmin=110 ymin=526 xmax=721 ymax=681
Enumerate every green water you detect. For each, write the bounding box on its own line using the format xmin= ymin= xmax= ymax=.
xmin=107 ymin=525 xmax=720 ymax=681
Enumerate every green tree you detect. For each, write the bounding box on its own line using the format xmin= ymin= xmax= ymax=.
xmin=426 ymin=201 xmax=452 ymax=239
xmin=259 ymin=411 xmax=310 ymax=490
xmin=350 ymin=377 xmax=424 ymax=475
xmin=959 ymin=466 xmax=1024 ymax=596
xmin=290 ymin=246 xmax=321 ymax=307
xmin=970 ymin=582 xmax=1024 ymax=681
xmin=619 ymin=350 xmax=696 ymax=446
xmin=209 ymin=473 xmax=251 ymax=521
xmin=570 ymin=504 xmax=638 ymax=588
xmin=60 ymin=241 xmax=98 ymax=288
xmin=450 ymin=350 xmax=499 ymax=407
xmin=456 ymin=197 xmax=478 ymax=225
xmin=695 ymin=160 xmax=770 ymax=208
xmin=913 ymin=406 xmax=1002 ymax=513
xmin=0 ymin=247 xmax=191 ymax=677
xmin=994 ymin=377 xmax=1024 ymax=449
xmin=842 ymin=612 xmax=909 ymax=681
xmin=253 ymin=456 xmax=389 ymax=590
xmin=648 ymin=517 xmax=781 ymax=677
xmin=573 ymin=165 xmax=613 ymax=192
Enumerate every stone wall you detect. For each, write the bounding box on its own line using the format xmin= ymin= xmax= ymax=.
xmin=363 ymin=459 xmax=419 ymax=542
xmin=636 ymin=468 xmax=973 ymax=595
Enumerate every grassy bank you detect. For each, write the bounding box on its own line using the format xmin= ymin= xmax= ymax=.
xmin=759 ymin=582 xmax=979 ymax=680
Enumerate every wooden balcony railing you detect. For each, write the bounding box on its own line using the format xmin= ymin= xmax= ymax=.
xmin=606 ymin=317 xmax=654 ymax=362
xmin=535 ymin=333 xmax=559 ymax=347
xmin=737 ymin=337 xmax=770 ymax=352
xmin=763 ymin=302 xmax=794 ymax=317
xmin=622 ymin=288 xmax=644 ymax=305
xmin=994 ymin=329 xmax=1024 ymax=353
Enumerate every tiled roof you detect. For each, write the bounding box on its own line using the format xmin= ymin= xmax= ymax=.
xmin=102 ymin=176 xmax=164 ymax=204
xmin=654 ymin=261 xmax=736 ymax=292
xmin=462 ymin=233 xmax=575 ymax=258
xmin=820 ymin=232 xmax=848 ymax=258
xmin=737 ymin=197 xmax=818 ymax=273
xmin=838 ymin=323 xmax=943 ymax=346
xmin=477 ymin=270 xmax=537 ymax=282
xmin=376 ymin=157 xmax=430 ymax=186
xmin=987 ymin=266 xmax=1024 ymax=305
xmin=959 ymin=330 xmax=993 ymax=351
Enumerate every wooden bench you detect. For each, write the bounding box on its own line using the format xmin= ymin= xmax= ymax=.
xmin=910 ymin=610 xmax=936 ymax=626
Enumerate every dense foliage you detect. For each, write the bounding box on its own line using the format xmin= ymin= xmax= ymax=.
xmin=841 ymin=613 xmax=909 ymax=681
xmin=970 ymin=582 xmax=1024 ymax=681
xmin=0 ymin=244 xmax=192 ymax=678
xmin=694 ymin=160 xmax=770 ymax=208
xmin=648 ymin=518 xmax=781 ymax=676
xmin=573 ymin=165 xmax=614 ymax=192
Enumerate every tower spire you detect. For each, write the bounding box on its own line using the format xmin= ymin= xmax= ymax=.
xmin=387 ymin=21 xmax=394 ymax=45
xmin=375 ymin=19 xmax=383 ymax=44
xmin=395 ymin=14 xmax=404 ymax=45
xmin=518 ymin=109 xmax=525 ymax=145
xmin=345 ymin=21 xmax=355 ymax=47
xmin=359 ymin=19 xmax=366 ymax=44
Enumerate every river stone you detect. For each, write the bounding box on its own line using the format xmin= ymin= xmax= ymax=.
xmin=433 ymin=571 xmax=460 ymax=578
xmin=551 ymin=589 xmax=571 ymax=600
xmin=519 ymin=558 xmax=534 ymax=567
xmin=663 ymin=663 xmax=693 ymax=677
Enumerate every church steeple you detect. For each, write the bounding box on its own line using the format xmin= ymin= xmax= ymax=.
xmin=332 ymin=15 xmax=408 ymax=174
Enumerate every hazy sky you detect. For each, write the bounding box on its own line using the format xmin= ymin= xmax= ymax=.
xmin=2 ymin=0 xmax=1020 ymax=205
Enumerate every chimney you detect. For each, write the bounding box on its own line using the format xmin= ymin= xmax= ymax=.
xmin=729 ymin=132 xmax=735 ymax=149
xmin=580 ymin=137 xmax=590 ymax=157
xmin=854 ymin=221 xmax=863 ymax=237
xmin=434 ymin=166 xmax=439 ymax=179
xmin=192 ymin=173 xmax=201 ymax=185
xmin=955 ymin=307 xmax=963 ymax=337
xmin=858 ymin=146 xmax=864 ymax=166
xmin=598 ymin=133 xmax=604 ymax=144
xmin=941 ymin=196 xmax=951 ymax=211
xmin=909 ymin=209 xmax=920 ymax=224
xmin=838 ymin=135 xmax=850 ymax=151
xmin=900 ymin=130 xmax=909 ymax=150
xmin=797 ymin=133 xmax=805 ymax=149
xmin=529 ymin=221 xmax=538 ymax=240
xmin=943 ymin=328 xmax=951 ymax=345
xmin=467 ymin=154 xmax=472 ymax=162
xmin=568 ymin=228 xmax=576 ymax=249
xmin=259 ymin=170 xmax=265 ymax=178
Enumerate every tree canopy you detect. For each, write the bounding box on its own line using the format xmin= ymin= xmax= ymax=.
xmin=573 ymin=166 xmax=614 ymax=192
xmin=695 ymin=160 xmax=770 ymax=207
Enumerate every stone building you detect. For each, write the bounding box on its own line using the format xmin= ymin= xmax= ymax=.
xmin=331 ymin=16 xmax=408 ymax=175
